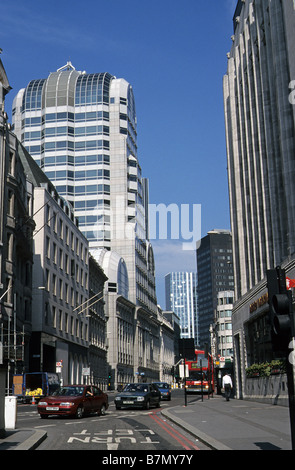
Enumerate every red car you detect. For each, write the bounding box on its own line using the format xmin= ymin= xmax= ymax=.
xmin=37 ymin=385 xmax=108 ymax=419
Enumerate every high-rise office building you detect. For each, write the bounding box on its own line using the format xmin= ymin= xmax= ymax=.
xmin=12 ymin=62 xmax=157 ymax=313
xmin=223 ymin=0 xmax=295 ymax=400
xmin=165 ymin=272 xmax=198 ymax=344
xmin=196 ymin=230 xmax=234 ymax=349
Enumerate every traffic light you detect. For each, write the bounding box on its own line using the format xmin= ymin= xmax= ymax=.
xmin=272 ymin=292 xmax=293 ymax=337
xmin=108 ymin=370 xmax=112 ymax=390
xmin=267 ymin=267 xmax=295 ymax=352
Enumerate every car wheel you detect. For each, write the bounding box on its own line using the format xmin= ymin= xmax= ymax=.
xmin=100 ymin=404 xmax=106 ymax=416
xmin=40 ymin=414 xmax=48 ymax=419
xmin=115 ymin=405 xmax=121 ymax=410
xmin=76 ymin=405 xmax=84 ymax=419
xmin=145 ymin=400 xmax=150 ymax=410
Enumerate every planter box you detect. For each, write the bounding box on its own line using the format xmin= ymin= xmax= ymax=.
xmin=244 ymin=374 xmax=288 ymax=406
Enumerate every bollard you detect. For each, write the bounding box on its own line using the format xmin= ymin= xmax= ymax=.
xmin=5 ymin=396 xmax=17 ymax=430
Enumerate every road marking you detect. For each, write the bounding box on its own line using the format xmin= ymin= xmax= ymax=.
xmin=149 ymin=411 xmax=200 ymax=451
xmin=66 ymin=427 xmax=160 ymax=447
xmin=34 ymin=424 xmax=56 ymax=429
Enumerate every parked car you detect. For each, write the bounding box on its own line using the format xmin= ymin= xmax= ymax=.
xmin=115 ymin=383 xmax=161 ymax=410
xmin=153 ymin=382 xmax=171 ymax=400
xmin=37 ymin=385 xmax=108 ymax=419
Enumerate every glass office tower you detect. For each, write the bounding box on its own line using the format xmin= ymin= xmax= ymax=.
xmin=165 ymin=272 xmax=198 ymax=345
xmin=196 ymin=230 xmax=234 ymax=350
xmin=12 ymin=62 xmax=157 ymax=312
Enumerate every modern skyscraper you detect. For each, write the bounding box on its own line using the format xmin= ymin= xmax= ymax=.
xmin=12 ymin=62 xmax=157 ymax=313
xmin=165 ymin=272 xmax=198 ymax=344
xmin=196 ymin=230 xmax=234 ymax=349
xmin=223 ymin=0 xmax=295 ymax=400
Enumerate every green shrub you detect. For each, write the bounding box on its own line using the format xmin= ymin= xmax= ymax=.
xmin=245 ymin=359 xmax=286 ymax=377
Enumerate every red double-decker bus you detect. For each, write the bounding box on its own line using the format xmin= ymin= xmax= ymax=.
xmin=185 ymin=350 xmax=214 ymax=394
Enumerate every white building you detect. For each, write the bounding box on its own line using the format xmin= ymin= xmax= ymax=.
xmin=19 ymin=146 xmax=90 ymax=384
xmin=215 ymin=291 xmax=234 ymax=360
xmin=12 ymin=62 xmax=157 ymax=314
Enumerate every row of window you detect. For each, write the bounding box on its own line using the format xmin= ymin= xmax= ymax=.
xmin=74 ymin=199 xmax=110 ymax=210
xmin=218 ymin=335 xmax=233 ymax=343
xmin=218 ymin=323 xmax=232 ymax=331
xmin=82 ymin=229 xmax=111 ymax=241
xmin=24 ymin=140 xmax=111 ymax=154
xmin=55 ymin=184 xmax=110 ymax=196
xmin=22 ymin=111 xmax=110 ymax=127
xmin=24 ymin=125 xmax=110 ymax=140
xmin=77 ymin=214 xmax=110 ymax=226
xmin=216 ymin=310 xmax=232 ymax=318
xmin=39 ymin=154 xmax=110 ymax=167
xmin=44 ymin=140 xmax=110 ymax=151
xmin=45 ymin=169 xmax=110 ymax=181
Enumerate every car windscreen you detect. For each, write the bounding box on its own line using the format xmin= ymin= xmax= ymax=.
xmin=188 ymin=371 xmax=208 ymax=380
xmin=123 ymin=384 xmax=148 ymax=392
xmin=53 ymin=386 xmax=84 ymax=396
xmin=155 ymin=383 xmax=169 ymax=389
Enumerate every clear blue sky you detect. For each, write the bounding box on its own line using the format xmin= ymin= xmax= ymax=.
xmin=1 ymin=0 xmax=237 ymax=307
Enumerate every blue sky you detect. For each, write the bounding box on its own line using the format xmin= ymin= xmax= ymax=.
xmin=1 ymin=0 xmax=237 ymax=307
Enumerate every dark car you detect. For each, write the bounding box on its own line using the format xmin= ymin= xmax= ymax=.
xmin=37 ymin=385 xmax=108 ymax=419
xmin=114 ymin=383 xmax=161 ymax=410
xmin=153 ymin=382 xmax=171 ymax=400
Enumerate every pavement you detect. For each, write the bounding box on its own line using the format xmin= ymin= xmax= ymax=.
xmin=161 ymin=393 xmax=293 ymax=450
xmin=0 ymin=427 xmax=47 ymax=451
xmin=0 ymin=393 xmax=292 ymax=450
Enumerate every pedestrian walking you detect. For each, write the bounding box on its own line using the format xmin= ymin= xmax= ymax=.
xmin=222 ymin=373 xmax=233 ymax=401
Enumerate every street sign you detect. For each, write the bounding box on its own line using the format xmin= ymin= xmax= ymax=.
xmin=179 ymin=363 xmax=189 ymax=379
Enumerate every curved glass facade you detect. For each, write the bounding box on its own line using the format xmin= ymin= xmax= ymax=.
xmin=22 ymin=79 xmax=46 ymax=111
xmin=75 ymin=73 xmax=113 ymax=106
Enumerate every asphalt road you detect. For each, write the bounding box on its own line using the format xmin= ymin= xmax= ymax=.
xmin=15 ymin=389 xmax=211 ymax=451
